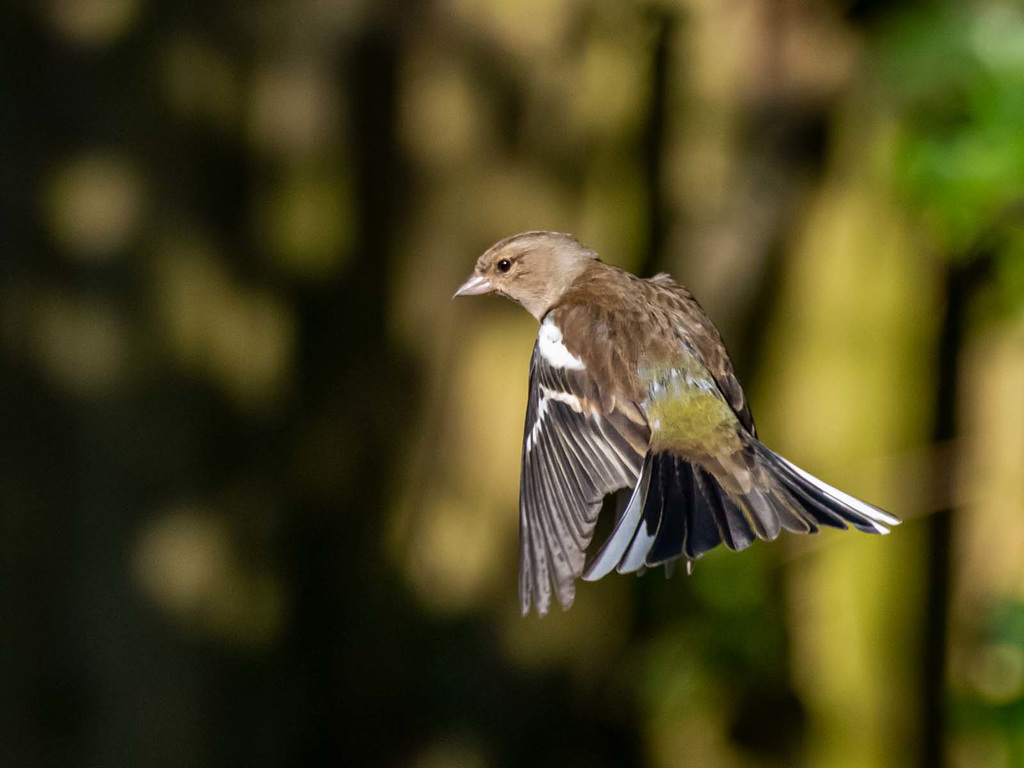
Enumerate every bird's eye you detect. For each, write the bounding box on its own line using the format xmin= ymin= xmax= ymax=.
xmin=497 ymin=258 xmax=511 ymax=273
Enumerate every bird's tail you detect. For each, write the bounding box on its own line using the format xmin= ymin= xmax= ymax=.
xmin=755 ymin=444 xmax=900 ymax=535
xmin=583 ymin=443 xmax=900 ymax=581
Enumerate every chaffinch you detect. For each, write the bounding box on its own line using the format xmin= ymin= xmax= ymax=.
xmin=455 ymin=231 xmax=899 ymax=616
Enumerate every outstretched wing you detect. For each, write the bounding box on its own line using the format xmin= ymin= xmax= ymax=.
xmin=519 ymin=317 xmax=649 ymax=616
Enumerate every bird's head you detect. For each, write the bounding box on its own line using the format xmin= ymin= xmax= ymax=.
xmin=453 ymin=231 xmax=599 ymax=320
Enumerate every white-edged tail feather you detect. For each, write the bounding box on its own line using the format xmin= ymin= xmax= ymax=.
xmin=776 ymin=456 xmax=899 ymax=532
xmin=764 ymin=448 xmax=900 ymax=534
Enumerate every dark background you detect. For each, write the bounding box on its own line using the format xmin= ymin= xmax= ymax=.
xmin=2 ymin=0 xmax=1023 ymax=766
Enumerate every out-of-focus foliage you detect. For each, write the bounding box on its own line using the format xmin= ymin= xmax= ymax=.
xmin=881 ymin=1 xmax=1024 ymax=312
xmin=950 ymin=600 xmax=1024 ymax=765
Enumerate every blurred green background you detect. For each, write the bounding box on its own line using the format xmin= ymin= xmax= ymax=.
xmin=2 ymin=0 xmax=1023 ymax=766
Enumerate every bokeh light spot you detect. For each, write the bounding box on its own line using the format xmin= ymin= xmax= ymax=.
xmin=401 ymin=56 xmax=489 ymax=167
xmin=135 ymin=506 xmax=232 ymax=618
xmin=43 ymin=0 xmax=141 ymax=47
xmin=32 ymin=291 xmax=127 ymax=396
xmin=404 ymin=496 xmax=502 ymax=614
xmin=47 ymin=153 xmax=144 ymax=261
xmin=161 ymin=36 xmax=239 ymax=129
xmin=411 ymin=734 xmax=489 ymax=768
xmin=256 ymin=171 xmax=351 ymax=280
xmin=445 ymin=0 xmax=572 ymax=58
xmin=155 ymin=239 xmax=295 ymax=415
xmin=247 ymin=62 xmax=338 ymax=157
xmin=134 ymin=505 xmax=286 ymax=647
xmin=968 ymin=642 xmax=1024 ymax=704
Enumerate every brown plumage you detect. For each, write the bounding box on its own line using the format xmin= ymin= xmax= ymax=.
xmin=454 ymin=231 xmax=899 ymax=616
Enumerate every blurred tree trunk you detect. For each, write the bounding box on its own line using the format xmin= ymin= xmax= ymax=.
xmin=282 ymin=12 xmax=415 ymax=765
xmin=921 ymin=254 xmax=992 ymax=768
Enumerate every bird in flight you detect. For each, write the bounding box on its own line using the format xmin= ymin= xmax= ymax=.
xmin=454 ymin=231 xmax=899 ymax=616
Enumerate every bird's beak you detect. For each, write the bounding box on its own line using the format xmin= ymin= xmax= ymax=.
xmin=453 ymin=273 xmax=494 ymax=298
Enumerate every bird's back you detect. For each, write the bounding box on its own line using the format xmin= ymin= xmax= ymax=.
xmin=551 ymin=263 xmax=754 ymax=433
